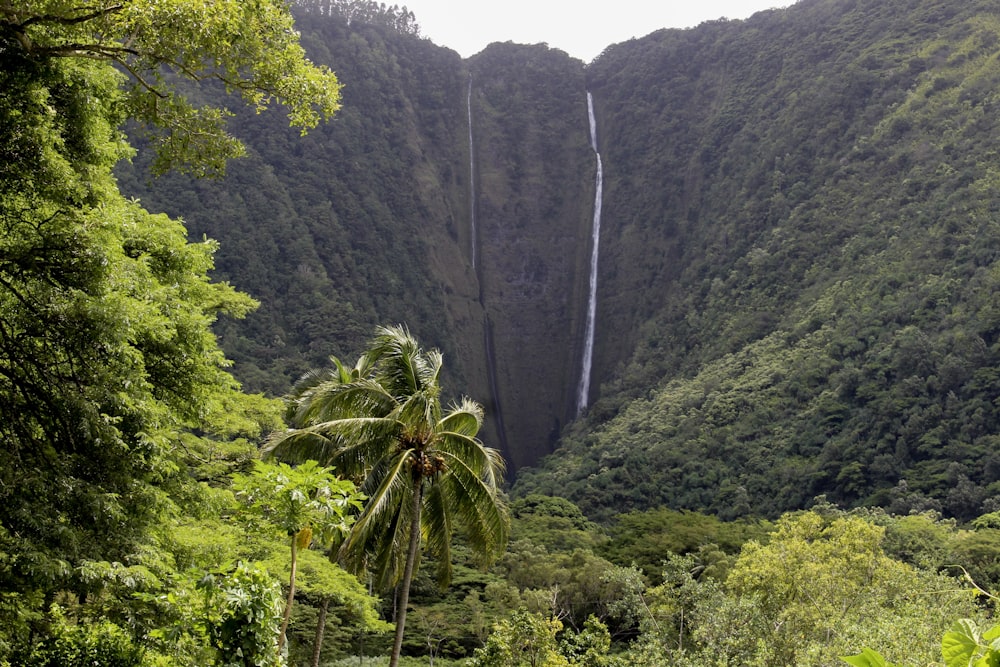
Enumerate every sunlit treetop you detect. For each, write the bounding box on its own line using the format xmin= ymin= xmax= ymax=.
xmin=1 ymin=0 xmax=342 ymax=174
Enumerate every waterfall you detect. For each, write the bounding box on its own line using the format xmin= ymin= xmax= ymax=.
xmin=467 ymin=77 xmax=478 ymax=269
xmin=468 ymin=76 xmax=510 ymax=460
xmin=483 ymin=315 xmax=510 ymax=460
xmin=577 ymin=92 xmax=602 ymax=417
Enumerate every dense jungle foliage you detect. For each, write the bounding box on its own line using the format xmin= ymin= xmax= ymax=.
xmin=117 ymin=7 xmax=472 ymax=398
xmin=517 ymin=0 xmax=1000 ymax=522
xmin=120 ymin=0 xmax=1000 ymax=518
xmin=7 ymin=0 xmax=1000 ymax=664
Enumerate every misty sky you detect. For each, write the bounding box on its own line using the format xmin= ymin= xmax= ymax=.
xmin=402 ymin=0 xmax=793 ymax=62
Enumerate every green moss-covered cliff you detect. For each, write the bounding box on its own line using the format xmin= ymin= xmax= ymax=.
xmin=121 ymin=0 xmax=1000 ymax=518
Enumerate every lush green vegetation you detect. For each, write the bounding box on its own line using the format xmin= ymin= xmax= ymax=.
xmin=116 ymin=8 xmax=596 ymax=470
xmin=115 ymin=6 xmax=473 ymax=400
xmin=115 ymin=0 xmax=1000 ymax=513
xmin=0 ymin=0 xmax=381 ymax=664
xmin=265 ymin=325 xmax=510 ymax=666
xmin=402 ymin=498 xmax=999 ymax=666
xmin=8 ymin=0 xmax=1000 ymax=664
xmin=517 ymin=0 xmax=1000 ymax=521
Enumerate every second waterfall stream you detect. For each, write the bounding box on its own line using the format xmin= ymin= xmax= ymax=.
xmin=577 ymin=92 xmax=603 ymax=417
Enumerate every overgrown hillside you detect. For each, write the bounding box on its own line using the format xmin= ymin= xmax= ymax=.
xmin=121 ymin=0 xmax=1000 ymax=519
xmin=20 ymin=0 xmax=1000 ymax=663
xmin=118 ymin=9 xmax=595 ymax=470
xmin=517 ymin=0 xmax=1000 ymax=520
xmin=118 ymin=10 xmax=472 ymax=396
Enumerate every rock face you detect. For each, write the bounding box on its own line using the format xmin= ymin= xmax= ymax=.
xmin=119 ymin=0 xmax=1000 ymax=497
xmin=466 ymin=45 xmax=594 ymax=469
xmin=119 ymin=14 xmax=600 ymax=472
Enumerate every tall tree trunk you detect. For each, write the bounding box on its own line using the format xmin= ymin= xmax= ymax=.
xmin=311 ymin=597 xmax=330 ymax=667
xmin=389 ymin=480 xmax=423 ymax=667
xmin=279 ymin=531 xmax=300 ymax=651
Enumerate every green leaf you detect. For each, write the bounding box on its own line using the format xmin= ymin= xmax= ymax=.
xmin=842 ymin=648 xmax=892 ymax=667
xmin=984 ymin=624 xmax=1000 ymax=643
xmin=973 ymin=654 xmax=1000 ymax=667
xmin=943 ymin=619 xmax=983 ymax=667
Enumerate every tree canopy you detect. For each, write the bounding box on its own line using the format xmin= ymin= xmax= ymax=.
xmin=3 ymin=0 xmax=341 ymax=175
xmin=266 ymin=324 xmax=510 ymax=666
xmin=0 ymin=0 xmax=344 ymax=661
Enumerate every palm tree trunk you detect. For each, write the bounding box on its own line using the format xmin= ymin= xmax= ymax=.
xmin=279 ymin=532 xmax=299 ymax=651
xmin=389 ymin=480 xmax=423 ymax=667
xmin=311 ymin=597 xmax=330 ymax=667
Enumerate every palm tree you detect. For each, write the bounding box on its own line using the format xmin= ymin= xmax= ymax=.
xmin=265 ymin=324 xmax=510 ymax=667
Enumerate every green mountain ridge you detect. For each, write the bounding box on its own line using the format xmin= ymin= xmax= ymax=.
xmin=118 ymin=13 xmax=597 ymax=470
xmin=518 ymin=0 xmax=1000 ymax=520
xmin=119 ymin=0 xmax=1000 ymax=520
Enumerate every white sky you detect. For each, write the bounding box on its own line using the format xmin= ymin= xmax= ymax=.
xmin=404 ymin=0 xmax=794 ymax=62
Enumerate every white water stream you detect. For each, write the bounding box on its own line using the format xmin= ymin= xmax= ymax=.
xmin=467 ymin=77 xmax=478 ymax=269
xmin=577 ymin=92 xmax=603 ymax=417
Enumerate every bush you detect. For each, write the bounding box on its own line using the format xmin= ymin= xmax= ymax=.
xmin=24 ymin=606 xmax=143 ymax=667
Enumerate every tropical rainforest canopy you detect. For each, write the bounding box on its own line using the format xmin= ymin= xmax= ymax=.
xmin=5 ymin=0 xmax=1000 ymax=664
xmin=121 ymin=0 xmax=1000 ymax=523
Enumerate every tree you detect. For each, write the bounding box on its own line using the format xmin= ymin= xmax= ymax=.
xmin=718 ymin=511 xmax=979 ymax=665
xmin=233 ymin=459 xmax=363 ymax=650
xmin=283 ymin=546 xmax=392 ymax=667
xmin=0 ymin=0 xmax=337 ymax=657
xmin=22 ymin=605 xmax=144 ymax=667
xmin=469 ymin=609 xmax=570 ymax=667
xmin=202 ymin=562 xmax=286 ymax=667
xmin=559 ymin=616 xmax=615 ymax=667
xmin=0 ymin=49 xmax=273 ymax=611
xmin=297 ymin=0 xmax=421 ymax=35
xmin=3 ymin=0 xmax=341 ymax=175
xmin=265 ymin=324 xmax=510 ymax=666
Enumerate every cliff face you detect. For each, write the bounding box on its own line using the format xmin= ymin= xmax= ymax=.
xmin=121 ymin=0 xmax=1000 ymax=517
xmin=467 ymin=44 xmax=594 ymax=467
xmin=118 ymin=14 xmax=598 ymax=471
xmin=518 ymin=0 xmax=1000 ymax=520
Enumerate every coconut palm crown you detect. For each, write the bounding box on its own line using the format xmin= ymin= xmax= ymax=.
xmin=264 ymin=324 xmax=509 ymax=666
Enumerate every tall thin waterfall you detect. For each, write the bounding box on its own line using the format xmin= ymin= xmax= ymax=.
xmin=467 ymin=77 xmax=478 ymax=269
xmin=468 ymin=76 xmax=510 ymax=459
xmin=577 ymin=92 xmax=603 ymax=417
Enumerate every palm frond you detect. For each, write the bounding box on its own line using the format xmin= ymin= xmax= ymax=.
xmin=480 ymin=444 xmax=507 ymax=491
xmin=423 ymin=349 xmax=444 ymax=389
xmin=437 ymin=399 xmax=485 ymax=437
xmin=436 ymin=450 xmax=510 ymax=565
xmin=263 ymin=428 xmax=343 ymax=466
xmin=291 ymin=361 xmax=340 ymax=393
xmin=422 ymin=481 xmax=454 ymax=588
xmin=397 ymin=391 xmax=438 ymax=435
xmin=303 ymin=416 xmax=403 ymax=479
xmin=341 ymin=450 xmax=415 ymax=586
xmin=342 ymin=497 xmax=407 ymax=589
xmin=436 ymin=431 xmax=505 ymax=488
xmin=284 ymin=365 xmax=339 ymax=422
xmin=367 ymin=502 xmax=409 ymax=591
xmin=368 ymin=325 xmax=420 ymax=395
xmin=368 ymin=325 xmax=446 ymax=400
xmin=294 ymin=379 xmax=394 ymax=426
xmin=335 ymin=352 xmax=376 ymax=383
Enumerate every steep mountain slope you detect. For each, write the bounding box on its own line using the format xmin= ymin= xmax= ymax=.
xmin=468 ymin=44 xmax=594 ymax=463
xmin=121 ymin=0 xmax=1000 ymax=519
xmin=517 ymin=0 xmax=1000 ymax=520
xmin=118 ymin=9 xmax=595 ymax=469
xmin=119 ymin=11 xmax=471 ymax=394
